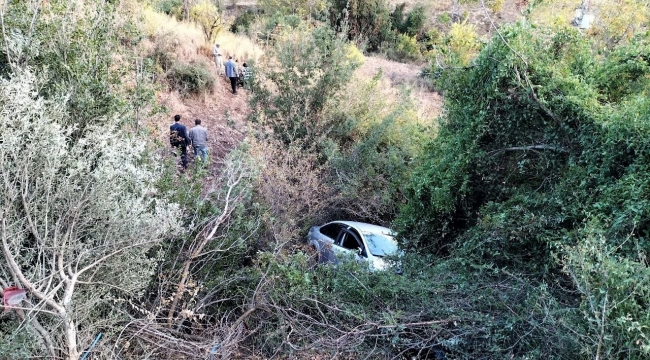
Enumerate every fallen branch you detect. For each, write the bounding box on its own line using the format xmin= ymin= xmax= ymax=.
xmin=488 ymin=145 xmax=568 ymax=156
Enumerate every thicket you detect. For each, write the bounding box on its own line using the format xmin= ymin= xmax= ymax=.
xmin=4 ymin=0 xmax=650 ymax=359
xmin=398 ymin=22 xmax=650 ymax=358
xmin=328 ymin=0 xmax=428 ymax=55
xmin=0 ymin=1 xmax=182 ymax=359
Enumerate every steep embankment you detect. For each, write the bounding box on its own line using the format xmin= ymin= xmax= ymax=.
xmin=156 ymin=73 xmax=249 ymax=165
xmin=154 ymin=51 xmax=441 ymax=171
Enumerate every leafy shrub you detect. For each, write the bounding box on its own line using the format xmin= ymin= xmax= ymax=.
xmin=446 ymin=21 xmax=481 ymax=65
xmin=437 ymin=12 xmax=452 ymax=24
xmin=229 ymin=9 xmax=257 ymax=33
xmin=0 ymin=71 xmax=181 ymax=358
xmin=167 ymin=62 xmax=215 ymax=96
xmin=391 ymin=4 xmax=427 ymax=37
xmin=249 ymin=25 xmax=362 ymax=145
xmin=397 ymin=20 xmax=650 ymax=357
xmin=562 ymin=225 xmax=650 ymax=358
xmin=259 ymin=12 xmax=303 ymax=41
xmin=329 ymin=0 xmax=394 ymax=51
xmin=155 ymin=0 xmax=182 ymax=16
xmin=419 ymin=28 xmax=443 ymax=53
xmin=389 ymin=33 xmax=423 ymax=61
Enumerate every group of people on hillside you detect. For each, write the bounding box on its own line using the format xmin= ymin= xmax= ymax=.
xmin=170 ymin=114 xmax=208 ymax=170
xmin=212 ymin=43 xmax=251 ymax=95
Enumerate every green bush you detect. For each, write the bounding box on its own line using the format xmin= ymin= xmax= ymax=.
xmin=438 ymin=12 xmax=452 ymax=25
xmin=329 ymin=0 xmax=394 ymax=51
xmin=155 ymin=0 xmax=182 ymax=16
xmin=167 ymin=62 xmax=215 ymax=96
xmin=249 ymin=25 xmax=362 ymax=145
xmin=388 ymin=33 xmax=423 ymax=61
xmin=391 ymin=4 xmax=426 ymax=37
xmin=230 ymin=9 xmax=257 ymax=33
xmin=396 ymin=21 xmax=650 ymax=358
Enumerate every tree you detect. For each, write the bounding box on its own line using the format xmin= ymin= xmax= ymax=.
xmin=190 ymin=0 xmax=224 ymax=42
xmin=329 ymin=0 xmax=394 ymax=51
xmin=248 ymin=25 xmax=362 ymax=146
xmin=0 ymin=72 xmax=181 ymax=359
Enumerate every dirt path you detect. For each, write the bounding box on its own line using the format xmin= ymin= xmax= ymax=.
xmin=154 ymin=63 xmax=250 ymax=171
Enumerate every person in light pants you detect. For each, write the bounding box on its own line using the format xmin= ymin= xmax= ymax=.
xmin=188 ymin=118 xmax=209 ymax=163
xmin=212 ymin=43 xmax=223 ymax=76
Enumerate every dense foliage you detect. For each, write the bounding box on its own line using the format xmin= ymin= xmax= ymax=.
xmin=3 ymin=0 xmax=650 ymax=359
xmin=397 ymin=22 xmax=650 ymax=358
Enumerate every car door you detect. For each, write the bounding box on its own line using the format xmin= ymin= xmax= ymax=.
xmin=333 ymin=228 xmax=367 ymax=264
xmin=311 ymin=222 xmax=343 ymax=264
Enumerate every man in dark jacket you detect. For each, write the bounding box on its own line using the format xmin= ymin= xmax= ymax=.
xmin=170 ymin=114 xmax=189 ymax=169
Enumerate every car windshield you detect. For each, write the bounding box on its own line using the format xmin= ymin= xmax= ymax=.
xmin=362 ymin=232 xmax=398 ymax=257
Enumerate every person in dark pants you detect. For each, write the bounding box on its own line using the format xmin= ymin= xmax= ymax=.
xmin=169 ymin=114 xmax=189 ymax=169
xmin=224 ymin=56 xmax=238 ymax=94
xmin=240 ymin=62 xmax=251 ymax=88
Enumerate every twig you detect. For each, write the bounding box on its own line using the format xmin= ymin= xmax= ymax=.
xmin=595 ymin=292 xmax=607 ymax=360
xmin=487 ymin=144 xmax=568 ymax=156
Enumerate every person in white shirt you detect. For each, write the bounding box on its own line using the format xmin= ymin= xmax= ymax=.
xmin=212 ymin=43 xmax=223 ymax=76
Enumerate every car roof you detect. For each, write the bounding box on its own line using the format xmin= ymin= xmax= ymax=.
xmin=331 ymin=221 xmax=395 ymax=235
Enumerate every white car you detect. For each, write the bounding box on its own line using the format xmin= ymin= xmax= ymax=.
xmin=307 ymin=221 xmax=400 ymax=272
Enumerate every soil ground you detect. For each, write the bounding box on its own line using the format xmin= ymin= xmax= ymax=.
xmin=152 ymin=71 xmax=249 ymax=173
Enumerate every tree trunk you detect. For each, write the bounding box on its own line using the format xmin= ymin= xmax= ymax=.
xmin=183 ymin=0 xmax=190 ymax=21
xmin=64 ymin=316 xmax=80 ymax=360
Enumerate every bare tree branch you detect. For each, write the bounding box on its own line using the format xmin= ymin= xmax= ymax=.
xmin=488 ymin=144 xmax=568 ymax=156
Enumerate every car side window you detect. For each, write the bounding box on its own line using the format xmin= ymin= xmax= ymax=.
xmin=339 ymin=230 xmax=367 ymax=257
xmin=340 ymin=232 xmax=358 ymax=250
xmin=319 ymin=223 xmax=342 ymax=239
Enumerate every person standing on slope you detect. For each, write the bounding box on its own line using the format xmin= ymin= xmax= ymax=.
xmin=225 ymin=56 xmax=238 ymax=94
xmin=169 ymin=114 xmax=189 ymax=170
xmin=240 ymin=62 xmax=251 ymax=88
xmin=188 ymin=118 xmax=209 ymax=163
xmin=212 ymin=43 xmax=223 ymax=76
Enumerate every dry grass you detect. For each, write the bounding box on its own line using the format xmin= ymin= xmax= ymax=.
xmin=212 ymin=31 xmax=264 ymax=63
xmin=140 ymin=8 xmax=263 ymax=63
xmin=356 ymin=55 xmax=442 ymax=121
xmin=141 ymin=8 xmax=206 ymax=63
xmin=528 ymin=0 xmax=582 ymax=27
